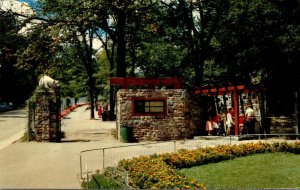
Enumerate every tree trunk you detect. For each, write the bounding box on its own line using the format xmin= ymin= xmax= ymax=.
xmin=89 ymin=76 xmax=95 ymax=119
xmin=116 ymin=11 xmax=126 ymax=77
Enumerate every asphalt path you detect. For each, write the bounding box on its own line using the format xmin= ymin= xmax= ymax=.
xmin=0 ymin=109 xmax=27 ymax=150
xmin=0 ymin=105 xmax=119 ymax=189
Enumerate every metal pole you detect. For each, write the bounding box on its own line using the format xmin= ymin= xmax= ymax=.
xmin=27 ymin=101 xmax=31 ymax=141
xmin=102 ymin=148 xmax=105 ymax=170
xmin=86 ymin=162 xmax=89 ymax=190
xmin=174 ymin=141 xmax=176 ymax=152
xmin=80 ymin=153 xmax=83 ymax=179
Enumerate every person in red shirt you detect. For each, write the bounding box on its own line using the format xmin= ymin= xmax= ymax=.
xmin=213 ymin=114 xmax=221 ymax=135
xmin=98 ymin=105 xmax=103 ymax=118
xmin=239 ymin=113 xmax=245 ymax=135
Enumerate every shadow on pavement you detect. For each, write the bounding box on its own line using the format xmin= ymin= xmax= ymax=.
xmin=0 ymin=115 xmax=27 ymax=118
xmin=60 ymin=139 xmax=91 ymax=143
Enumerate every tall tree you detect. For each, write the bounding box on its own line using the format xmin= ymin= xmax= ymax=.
xmin=0 ymin=10 xmax=35 ymax=105
xmin=28 ymin=0 xmax=103 ymax=119
xmin=160 ymin=0 xmax=230 ymax=87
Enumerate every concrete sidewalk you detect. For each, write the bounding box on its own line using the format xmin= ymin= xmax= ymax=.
xmin=0 ymin=105 xmax=120 ymax=189
xmin=0 ymin=109 xmax=27 ymax=150
xmin=0 ymin=105 xmax=284 ymax=189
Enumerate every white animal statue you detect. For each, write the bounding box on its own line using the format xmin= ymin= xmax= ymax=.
xmin=38 ymin=75 xmax=59 ymax=88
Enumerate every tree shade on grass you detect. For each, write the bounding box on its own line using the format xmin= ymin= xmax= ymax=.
xmin=179 ymin=153 xmax=300 ymax=189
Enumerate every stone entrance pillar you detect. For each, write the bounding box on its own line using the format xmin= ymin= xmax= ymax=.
xmin=28 ymin=88 xmax=61 ymax=142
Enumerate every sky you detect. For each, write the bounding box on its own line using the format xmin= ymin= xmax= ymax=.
xmin=18 ymin=0 xmax=38 ymax=10
xmin=16 ymin=0 xmax=103 ymax=51
xmin=18 ymin=0 xmax=36 ymax=6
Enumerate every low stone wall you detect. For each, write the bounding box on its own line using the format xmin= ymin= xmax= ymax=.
xmin=28 ymin=88 xmax=61 ymax=142
xmin=269 ymin=116 xmax=296 ymax=134
xmin=116 ymin=89 xmax=195 ymax=141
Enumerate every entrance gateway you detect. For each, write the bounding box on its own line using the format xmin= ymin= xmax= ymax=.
xmin=111 ymin=77 xmax=265 ymax=141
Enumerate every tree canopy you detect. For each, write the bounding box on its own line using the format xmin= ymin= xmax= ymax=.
xmin=1 ymin=0 xmax=299 ymax=116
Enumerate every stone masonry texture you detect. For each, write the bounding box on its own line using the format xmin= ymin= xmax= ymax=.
xmin=116 ymin=89 xmax=196 ymax=141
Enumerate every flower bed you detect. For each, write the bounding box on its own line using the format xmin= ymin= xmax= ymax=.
xmin=60 ymin=103 xmax=86 ymax=119
xmin=117 ymin=141 xmax=300 ymax=189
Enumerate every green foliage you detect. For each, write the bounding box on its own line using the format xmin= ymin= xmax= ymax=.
xmin=95 ymin=50 xmax=112 ymax=101
xmin=117 ymin=141 xmax=300 ymax=189
xmin=2 ymin=0 xmax=300 ymax=107
xmin=81 ymin=168 xmax=127 ymax=189
xmin=0 ymin=10 xmax=36 ymax=104
xmin=215 ymin=0 xmax=300 ymax=87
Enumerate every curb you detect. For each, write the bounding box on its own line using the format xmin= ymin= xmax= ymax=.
xmin=0 ymin=129 xmax=26 ymax=150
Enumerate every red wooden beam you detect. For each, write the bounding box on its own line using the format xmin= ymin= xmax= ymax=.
xmin=228 ymin=86 xmax=234 ymax=91
xmin=237 ymin=85 xmax=245 ymax=90
xmin=211 ymin=88 xmax=217 ymax=93
xmin=110 ymin=77 xmax=125 ymax=85
xmin=110 ymin=77 xmax=182 ymax=89
xmin=233 ymin=86 xmax=239 ymax=135
xmin=219 ymin=87 xmax=226 ymax=92
xmin=202 ymin=89 xmax=209 ymax=93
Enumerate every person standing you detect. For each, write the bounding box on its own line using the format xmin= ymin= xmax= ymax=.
xmin=205 ymin=106 xmax=215 ymax=136
xmin=213 ymin=113 xmax=221 ymax=135
xmin=98 ymin=105 xmax=103 ymax=118
xmin=239 ymin=113 xmax=245 ymax=135
xmin=225 ymin=107 xmax=235 ymax=136
xmin=219 ymin=111 xmax=226 ymax=136
xmin=245 ymin=103 xmax=255 ymax=134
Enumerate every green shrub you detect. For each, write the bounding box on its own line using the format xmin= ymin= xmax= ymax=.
xmin=117 ymin=141 xmax=300 ymax=189
xmin=82 ymin=167 xmax=128 ymax=189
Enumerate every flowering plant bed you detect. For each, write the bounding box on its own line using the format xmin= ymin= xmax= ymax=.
xmin=60 ymin=103 xmax=86 ymax=119
xmin=117 ymin=141 xmax=300 ymax=189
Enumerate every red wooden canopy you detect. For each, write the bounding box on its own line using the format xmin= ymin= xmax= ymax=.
xmin=194 ymin=85 xmax=265 ymax=136
xmin=110 ymin=77 xmax=182 ymax=89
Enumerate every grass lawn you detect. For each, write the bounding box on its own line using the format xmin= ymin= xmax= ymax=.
xmin=82 ymin=174 xmax=125 ymax=189
xmin=178 ymin=153 xmax=300 ymax=189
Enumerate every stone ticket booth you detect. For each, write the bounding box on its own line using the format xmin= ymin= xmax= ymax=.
xmin=111 ymin=77 xmax=195 ymax=141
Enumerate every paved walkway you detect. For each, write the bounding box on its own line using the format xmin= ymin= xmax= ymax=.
xmin=0 ymin=105 xmax=292 ymax=189
xmin=0 ymin=106 xmax=120 ymax=189
xmin=0 ymin=109 xmax=27 ymax=150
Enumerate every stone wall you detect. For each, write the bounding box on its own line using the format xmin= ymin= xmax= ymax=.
xmin=269 ymin=116 xmax=296 ymax=134
xmin=28 ymin=88 xmax=61 ymax=142
xmin=116 ymin=89 xmax=195 ymax=141
xmin=187 ymin=94 xmax=208 ymax=136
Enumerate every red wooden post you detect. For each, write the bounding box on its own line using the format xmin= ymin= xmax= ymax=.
xmin=234 ymin=85 xmax=239 ymax=135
